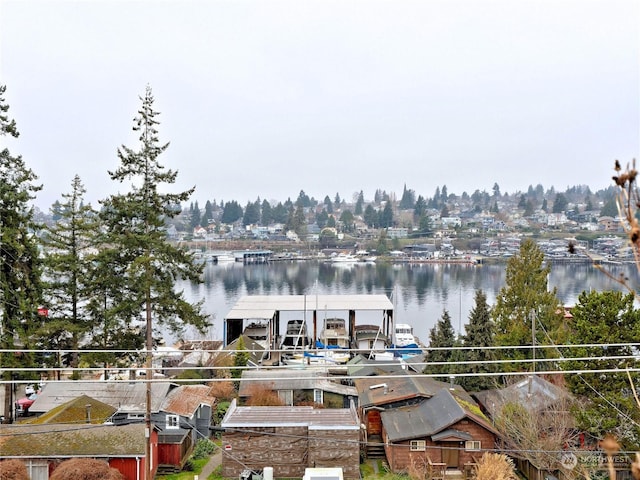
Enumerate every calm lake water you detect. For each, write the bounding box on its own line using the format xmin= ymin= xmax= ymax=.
xmin=177 ymin=260 xmax=640 ymax=344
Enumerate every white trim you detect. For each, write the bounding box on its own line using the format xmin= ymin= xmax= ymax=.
xmin=465 ymin=440 xmax=481 ymax=451
xmin=410 ymin=440 xmax=426 ymax=451
xmin=166 ymin=414 xmax=180 ymax=429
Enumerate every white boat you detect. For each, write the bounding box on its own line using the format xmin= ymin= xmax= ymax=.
xmin=389 ymin=323 xmax=423 ymax=358
xmin=352 ymin=324 xmax=390 ymax=358
xmin=243 ymin=320 xmax=270 ymax=347
xmin=281 ymin=349 xmax=348 ymax=366
xmin=319 ymin=317 xmax=350 ymax=349
xmin=213 ymin=252 xmax=236 ymax=263
xmin=315 ymin=317 xmax=351 ymax=364
xmin=280 ymin=319 xmax=312 ymax=350
xmin=328 ymin=253 xmax=359 ymax=263
xmin=355 ymin=250 xmax=377 ymax=263
xmin=394 ymin=323 xmax=416 ymax=347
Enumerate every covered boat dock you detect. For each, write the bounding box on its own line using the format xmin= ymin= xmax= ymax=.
xmin=223 ymin=294 xmax=394 ymax=352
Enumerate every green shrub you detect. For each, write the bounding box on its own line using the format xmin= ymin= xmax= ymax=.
xmin=192 ymin=438 xmax=216 ymax=459
xmin=182 ymin=459 xmax=195 ymax=472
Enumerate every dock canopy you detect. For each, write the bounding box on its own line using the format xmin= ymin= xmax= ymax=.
xmin=224 ymin=294 xmax=394 ymax=346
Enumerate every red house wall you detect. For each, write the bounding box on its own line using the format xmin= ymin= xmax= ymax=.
xmin=109 ymin=458 xmax=142 ymax=480
xmin=158 ymin=443 xmax=182 ymax=466
xmin=109 ymin=430 xmax=158 ymax=480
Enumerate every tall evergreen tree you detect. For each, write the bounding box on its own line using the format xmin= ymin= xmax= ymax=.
xmin=190 ymin=200 xmax=201 ymax=229
xmin=379 ymin=201 xmax=393 ymax=228
xmin=564 ymin=290 xmax=640 ymax=448
xmin=221 ymin=200 xmax=243 ymax=224
xmin=0 ymin=85 xmax=43 ymax=421
xmin=552 ymin=193 xmax=568 ymax=213
xmin=260 ymin=199 xmax=273 ymax=225
xmin=354 ymin=190 xmax=364 ymax=215
xmin=518 ymin=194 xmax=526 ymax=208
xmin=423 ymin=310 xmax=457 ymax=379
xmin=51 ymin=200 xmax=63 ymax=221
xmin=272 ymin=202 xmax=288 ymax=224
xmin=296 ymin=190 xmax=311 ymax=208
xmin=243 ymin=200 xmax=260 ymax=226
xmin=40 ymin=175 xmax=98 ymax=370
xmin=458 ymin=290 xmax=496 ymax=391
xmin=202 ymin=200 xmax=214 ymax=227
xmin=97 ymin=86 xmax=209 ymax=353
xmin=363 ymin=204 xmax=377 ymax=228
xmin=324 ymin=195 xmax=333 ymax=214
xmin=339 ymin=209 xmax=355 ymax=233
xmin=291 ymin=204 xmax=307 ymax=237
xmin=413 ymin=195 xmax=426 ymax=220
xmin=399 ymin=184 xmax=415 ymax=209
xmin=492 ymin=238 xmax=562 ymax=373
xmin=315 ymin=209 xmax=328 ymax=229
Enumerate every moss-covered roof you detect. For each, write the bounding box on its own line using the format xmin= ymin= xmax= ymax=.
xmin=0 ymin=423 xmax=146 ymax=457
xmin=23 ymin=394 xmax=117 ymax=425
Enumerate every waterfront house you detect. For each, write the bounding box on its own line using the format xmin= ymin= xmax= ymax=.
xmin=220 ymin=399 xmax=361 ymax=479
xmin=0 ymin=423 xmax=157 ymax=480
xmin=238 ymin=368 xmax=357 ymax=408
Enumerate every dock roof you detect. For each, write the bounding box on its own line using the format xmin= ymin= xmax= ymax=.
xmin=225 ymin=294 xmax=393 ymax=320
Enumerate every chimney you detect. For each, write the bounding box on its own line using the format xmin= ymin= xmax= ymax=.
xmin=85 ymin=404 xmax=92 ymax=423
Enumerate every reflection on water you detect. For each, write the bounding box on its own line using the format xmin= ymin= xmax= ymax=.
xmin=178 ymin=260 xmax=640 ymax=344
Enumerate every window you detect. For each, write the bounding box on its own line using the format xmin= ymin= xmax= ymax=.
xmin=465 ymin=440 xmax=481 ymax=451
xmin=313 ymin=389 xmax=323 ymax=405
xmin=127 ymin=413 xmax=144 ymax=420
xmin=166 ymin=414 xmax=180 ymax=429
xmin=410 ymin=440 xmax=426 ymax=451
xmin=27 ymin=460 xmax=48 ymax=480
xmin=278 ymin=390 xmax=293 ymax=406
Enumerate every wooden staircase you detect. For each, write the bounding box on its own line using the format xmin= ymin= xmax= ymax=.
xmin=365 ymin=435 xmax=386 ymax=458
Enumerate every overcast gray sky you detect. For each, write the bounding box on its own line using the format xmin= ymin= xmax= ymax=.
xmin=1 ymin=0 xmax=638 ymax=210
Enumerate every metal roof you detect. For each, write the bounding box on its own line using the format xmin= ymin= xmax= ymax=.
xmin=225 ymin=294 xmax=393 ymax=320
xmin=30 ymin=381 xmax=173 ymax=414
xmin=238 ymin=369 xmax=357 ymax=397
xmin=473 ymin=375 xmax=572 ymax=417
xmin=221 ymin=399 xmax=359 ymax=430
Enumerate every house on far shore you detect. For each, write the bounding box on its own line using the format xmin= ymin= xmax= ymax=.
xmin=220 ymin=399 xmax=361 ymax=479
